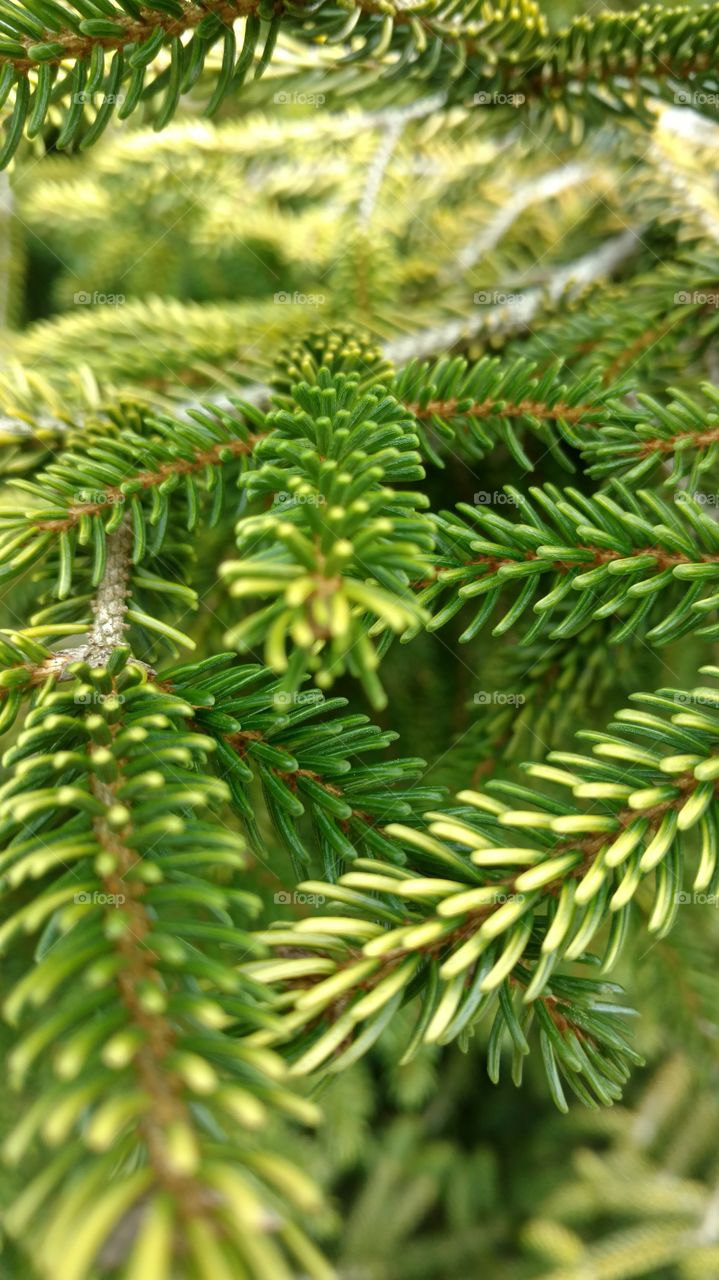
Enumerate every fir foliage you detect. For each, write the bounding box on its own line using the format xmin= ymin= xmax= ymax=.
xmin=4 ymin=0 xmax=719 ymax=1274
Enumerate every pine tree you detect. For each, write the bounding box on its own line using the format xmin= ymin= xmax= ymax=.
xmin=3 ymin=0 xmax=719 ymax=1276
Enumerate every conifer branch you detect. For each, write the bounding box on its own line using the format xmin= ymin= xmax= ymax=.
xmin=579 ymin=383 xmax=719 ymax=488
xmin=221 ymin=335 xmax=434 ymax=706
xmin=0 ymin=526 xmax=139 ymax=717
xmin=0 ymin=401 xmax=261 ymax=653
xmin=390 ymin=353 xmax=635 ymax=469
xmin=0 ymin=654 xmax=331 ymax=1278
xmin=2 ymin=0 xmax=719 ymax=167
xmin=84 ymin=520 xmax=132 ymax=662
xmin=6 ymin=0 xmax=719 ymax=1263
xmin=17 ymin=523 xmax=141 ymax=689
xmin=166 ymin=655 xmax=442 ymax=871
xmin=252 ymin=669 xmax=719 ymax=1103
xmin=29 ymin=427 xmax=261 ymax=535
xmin=87 ymin=744 xmax=218 ymax=1218
xmin=424 ymin=485 xmax=719 ymax=648
xmin=3 ymin=0 xmax=258 ymax=72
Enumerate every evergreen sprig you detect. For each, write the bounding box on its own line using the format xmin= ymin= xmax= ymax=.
xmin=0 ymin=650 xmax=330 ymax=1280
xmin=0 ymin=629 xmax=60 ymax=733
xmin=424 ymin=482 xmax=719 ymax=647
xmin=3 ymin=0 xmax=719 ymax=167
xmin=5 ymin=0 xmax=719 ymax=1264
xmin=578 ymin=382 xmax=719 ymax=489
xmin=0 ymin=400 xmax=261 ymax=653
xmin=251 ymin=668 xmax=719 ymax=1104
xmin=221 ymin=343 xmax=434 ymax=707
xmin=166 ymin=653 xmax=443 ymax=876
xmin=0 ymin=0 xmax=541 ymax=166
xmin=390 ymin=354 xmax=636 ymax=470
